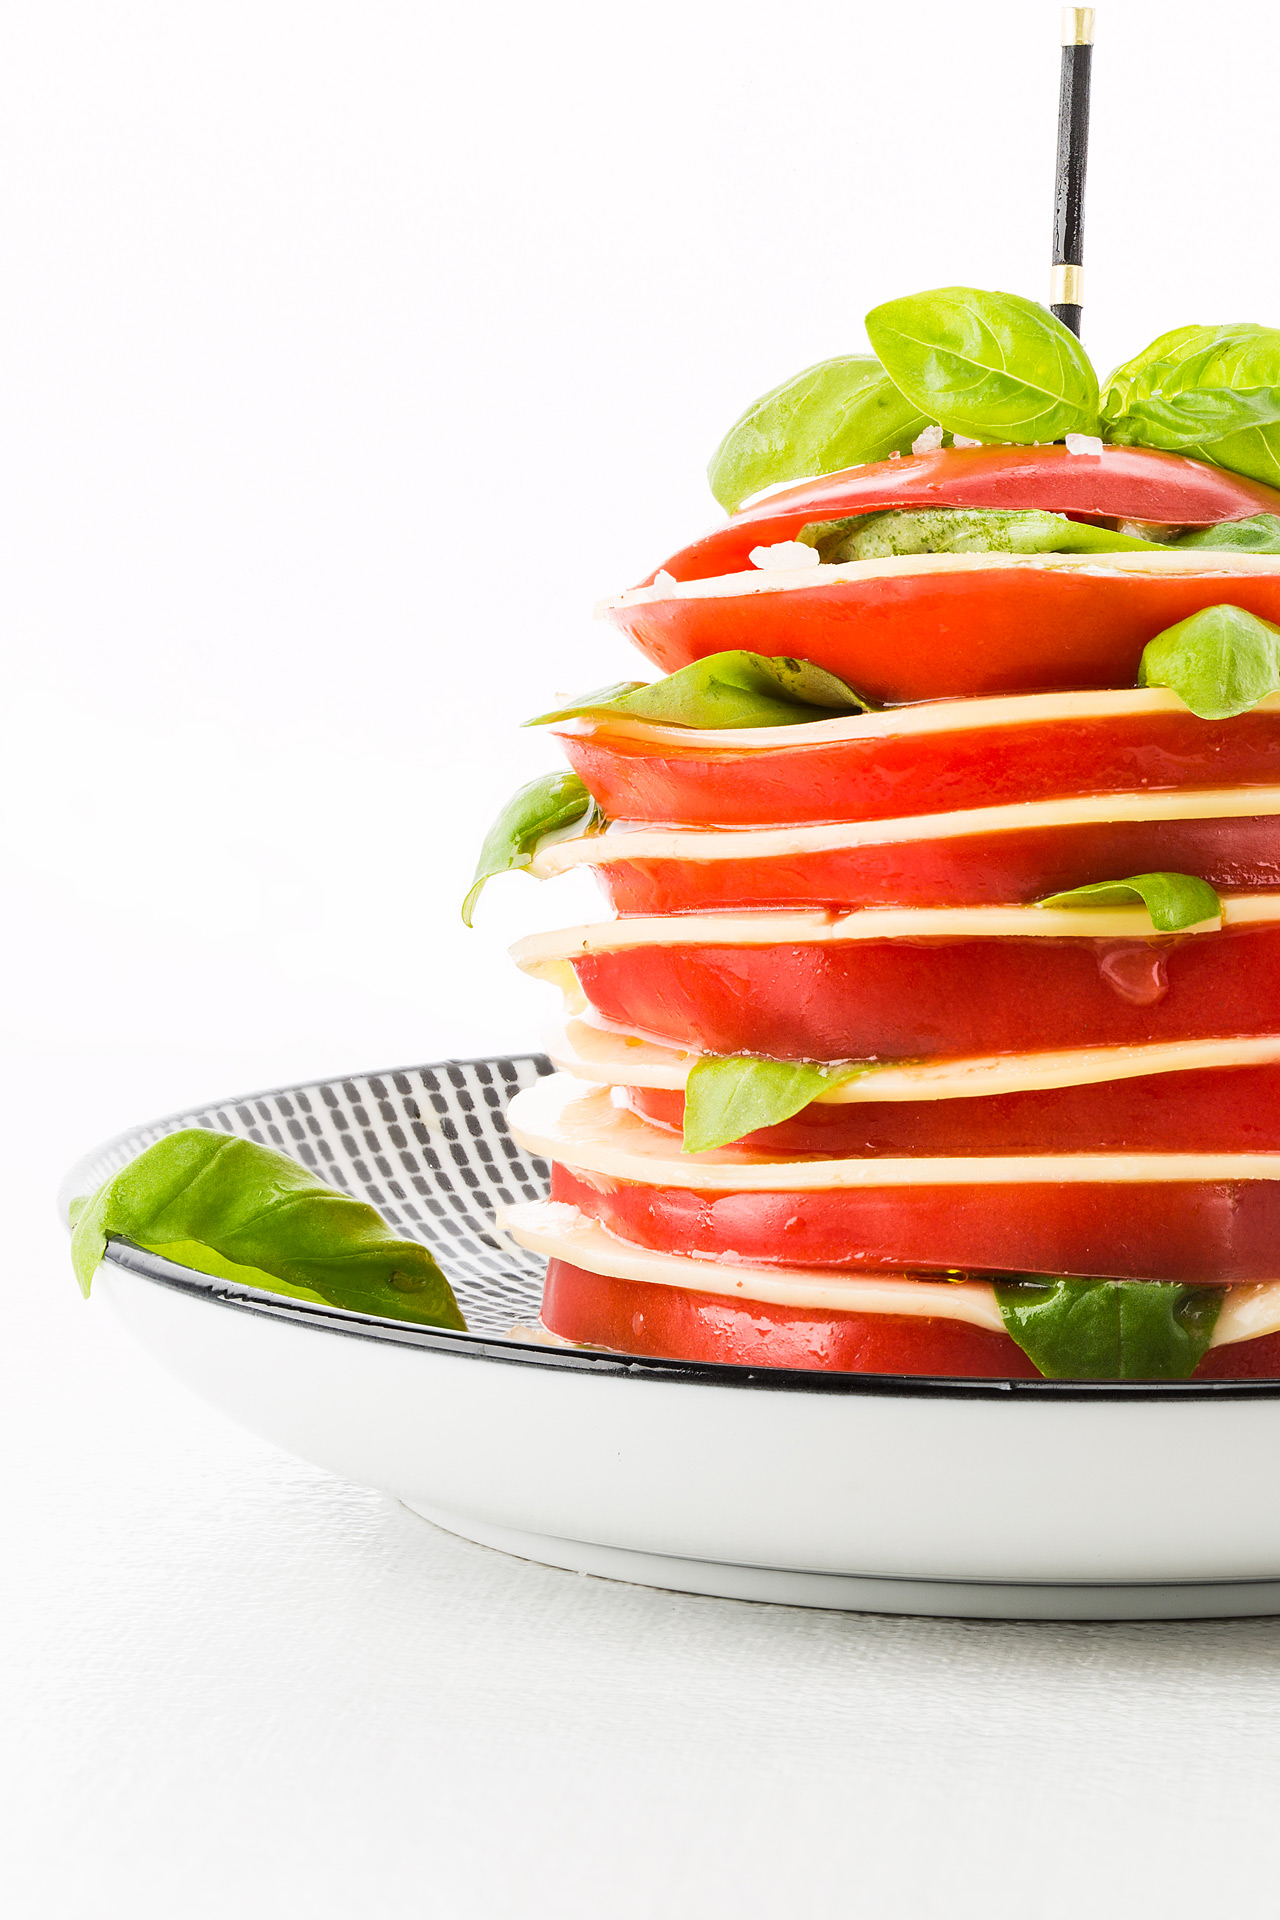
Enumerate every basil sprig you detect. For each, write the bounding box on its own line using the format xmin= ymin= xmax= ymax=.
xmin=1102 ymin=324 xmax=1280 ymax=485
xmin=865 ymin=286 xmax=1100 ymax=445
xmin=70 ymin=1130 xmax=465 ymax=1328
xmin=800 ymin=508 xmax=1157 ymax=563
xmin=707 ymin=355 xmax=928 ymax=514
xmin=994 ymin=1276 xmax=1221 ymax=1381
xmin=526 ymin=652 xmax=870 ymax=731
xmin=1138 ymin=603 xmax=1280 ymax=719
xmin=1039 ymin=871 xmax=1222 ymax=932
xmin=464 ymin=771 xmax=599 ymax=925
xmin=682 ymin=1055 xmax=876 ymax=1154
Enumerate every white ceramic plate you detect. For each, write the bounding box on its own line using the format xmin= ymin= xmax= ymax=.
xmin=61 ymin=1054 xmax=1280 ymax=1620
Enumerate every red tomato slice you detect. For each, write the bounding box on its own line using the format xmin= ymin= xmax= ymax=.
xmin=572 ymin=926 xmax=1280 ymax=1061
xmin=548 ymin=1163 xmax=1280 ymax=1284
xmin=557 ymin=705 xmax=1280 ymax=829
xmin=541 ymin=1258 xmax=1280 ymax=1378
xmin=628 ymin=1062 xmax=1280 ymax=1155
xmin=608 ymin=564 xmax=1280 ymax=704
xmin=591 ymin=815 xmax=1280 ymax=914
xmin=642 ymin=446 xmax=1280 ymax=587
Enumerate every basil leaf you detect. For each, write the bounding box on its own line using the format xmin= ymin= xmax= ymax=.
xmin=464 ymin=771 xmax=597 ymax=925
xmin=994 ymin=1276 xmax=1221 ymax=1381
xmin=707 ymin=355 xmax=929 ymax=514
xmin=682 ymin=1055 xmax=875 ymax=1154
xmin=1103 ymin=324 xmax=1280 ymax=485
xmin=526 ymin=652 xmax=870 ymax=731
xmin=1137 ymin=603 xmax=1280 ymax=719
xmin=1176 ymin=514 xmax=1280 ymax=554
xmin=865 ymin=287 xmax=1100 ymax=444
xmin=800 ymin=508 xmax=1158 ymax=563
xmin=70 ymin=1129 xmax=465 ymax=1328
xmin=1039 ymin=871 xmax=1222 ymax=932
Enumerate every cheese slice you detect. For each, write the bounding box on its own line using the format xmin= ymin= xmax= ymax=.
xmin=533 ymin=786 xmax=1280 ymax=877
xmin=605 ymin=547 xmax=1280 ymax=612
xmin=500 ymin=1197 xmax=1279 ymax=1350
xmin=513 ymin=896 xmax=1280 ymax=980
xmin=549 ymin=686 xmax=1280 ymax=752
xmin=508 ymin=1074 xmax=1280 ymax=1191
xmin=546 ymin=1018 xmax=1280 ymax=1103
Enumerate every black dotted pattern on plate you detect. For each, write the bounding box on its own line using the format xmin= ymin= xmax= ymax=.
xmin=72 ymin=1055 xmax=557 ymax=1338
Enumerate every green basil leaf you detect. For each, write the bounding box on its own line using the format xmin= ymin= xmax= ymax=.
xmin=993 ymin=1276 xmax=1221 ymax=1380
xmin=1103 ymin=324 xmax=1280 ymax=484
xmin=800 ymin=508 xmax=1158 ymax=563
xmin=1039 ymin=871 xmax=1222 ymax=932
xmin=707 ymin=355 xmax=929 ymax=514
xmin=1137 ymin=603 xmax=1280 ymax=719
xmin=526 ymin=652 xmax=870 ymax=731
xmin=1175 ymin=514 xmax=1280 ymax=554
xmin=864 ymin=286 xmax=1100 ymax=444
xmin=682 ymin=1055 xmax=876 ymax=1154
xmin=70 ymin=1129 xmax=465 ymax=1328
xmin=464 ymin=771 xmax=597 ymax=925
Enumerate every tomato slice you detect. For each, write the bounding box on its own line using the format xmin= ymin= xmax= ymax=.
xmin=588 ymin=815 xmax=1280 ymax=914
xmin=643 ymin=446 xmax=1280 ymax=588
xmin=628 ymin=1062 xmax=1280 ymax=1155
xmin=571 ymin=926 xmax=1280 ymax=1060
xmin=541 ymin=1258 xmax=1280 ymax=1378
xmin=556 ymin=703 xmax=1280 ymax=829
xmin=548 ymin=1162 xmax=1280 ymax=1284
xmin=607 ymin=562 xmax=1280 ymax=704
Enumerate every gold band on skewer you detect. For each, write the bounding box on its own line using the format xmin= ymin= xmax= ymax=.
xmin=1061 ymin=7 xmax=1095 ymax=44
xmin=1050 ymin=262 xmax=1083 ymax=305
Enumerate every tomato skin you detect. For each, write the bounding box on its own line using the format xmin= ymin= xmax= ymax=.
xmin=557 ymin=709 xmax=1280 ymax=829
xmin=645 ymin=446 xmax=1280 ymax=588
xmin=572 ymin=926 xmax=1280 ymax=1061
xmin=609 ymin=566 xmax=1280 ymax=704
xmin=594 ymin=816 xmax=1280 ymax=915
xmin=628 ymin=1063 xmax=1280 ymax=1156
xmin=541 ymin=1259 xmax=1280 ymax=1378
xmin=548 ymin=1164 xmax=1280 ymax=1284
xmin=542 ymin=1258 xmax=1041 ymax=1376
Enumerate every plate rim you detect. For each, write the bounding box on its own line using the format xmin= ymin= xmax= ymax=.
xmin=67 ymin=1053 xmax=1280 ymax=1406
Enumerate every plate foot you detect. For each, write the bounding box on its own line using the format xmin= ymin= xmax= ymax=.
xmin=404 ymin=1504 xmax=1280 ymax=1619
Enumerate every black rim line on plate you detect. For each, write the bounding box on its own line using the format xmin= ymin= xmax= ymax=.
xmin=70 ymin=1050 xmax=1280 ymax=1403
xmin=101 ymin=1240 xmax=1280 ymax=1405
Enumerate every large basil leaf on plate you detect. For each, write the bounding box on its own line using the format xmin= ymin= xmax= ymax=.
xmin=70 ymin=1129 xmax=465 ymax=1328
xmin=707 ymin=355 xmax=929 ymax=514
xmin=1137 ymin=603 xmax=1280 ymax=719
xmin=682 ymin=1055 xmax=876 ymax=1153
xmin=1039 ymin=871 xmax=1222 ymax=932
xmin=800 ymin=507 xmax=1158 ymax=563
xmin=464 ymin=771 xmax=598 ymax=924
xmin=526 ymin=652 xmax=870 ymax=732
xmin=994 ymin=1276 xmax=1221 ymax=1380
xmin=1103 ymin=323 xmax=1280 ymax=485
xmin=864 ymin=286 xmax=1100 ymax=444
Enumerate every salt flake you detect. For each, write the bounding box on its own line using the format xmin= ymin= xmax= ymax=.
xmin=911 ymin=424 xmax=944 ymax=455
xmin=749 ymin=541 xmax=821 ymax=570
xmin=1065 ymin=433 xmax=1104 ymax=456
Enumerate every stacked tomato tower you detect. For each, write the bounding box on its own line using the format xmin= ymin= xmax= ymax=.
xmin=501 ymin=444 xmax=1280 ymax=1379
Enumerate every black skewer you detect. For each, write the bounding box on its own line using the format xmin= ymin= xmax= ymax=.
xmin=1051 ymin=8 xmax=1094 ymax=337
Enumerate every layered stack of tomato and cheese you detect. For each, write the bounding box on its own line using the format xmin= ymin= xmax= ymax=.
xmin=490 ymin=441 xmax=1280 ymax=1380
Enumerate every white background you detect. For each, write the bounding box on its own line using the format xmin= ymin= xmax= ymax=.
xmin=8 ymin=2 xmax=1280 ymax=1913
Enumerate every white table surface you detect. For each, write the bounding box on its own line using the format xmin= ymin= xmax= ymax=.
xmin=9 ymin=1048 xmax=1280 ymax=1920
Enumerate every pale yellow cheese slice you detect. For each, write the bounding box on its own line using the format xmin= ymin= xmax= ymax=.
xmin=501 ymin=1197 xmax=1278 ymax=1351
xmin=546 ymin=1018 xmax=1280 ymax=1103
xmin=533 ymin=786 xmax=1280 ymax=877
xmin=508 ymin=1075 xmax=1280 ymax=1191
